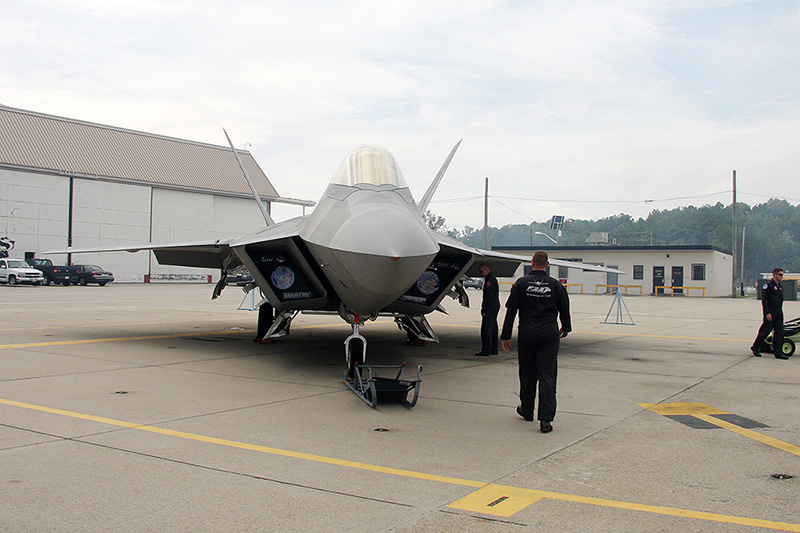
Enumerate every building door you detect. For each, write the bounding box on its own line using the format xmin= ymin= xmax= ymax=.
xmin=607 ymin=266 xmax=619 ymax=294
xmin=671 ymin=266 xmax=684 ymax=295
xmin=653 ymin=266 xmax=665 ymax=295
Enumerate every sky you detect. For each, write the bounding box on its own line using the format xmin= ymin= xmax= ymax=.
xmin=2 ymin=0 xmax=799 ymax=231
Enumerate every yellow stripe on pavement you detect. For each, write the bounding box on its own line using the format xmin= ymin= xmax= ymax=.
xmin=640 ymin=402 xmax=800 ymax=457
xmin=3 ymin=397 xmax=800 ymax=530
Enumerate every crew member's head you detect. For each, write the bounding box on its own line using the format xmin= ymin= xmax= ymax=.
xmin=532 ymin=250 xmax=549 ymax=269
xmin=478 ymin=263 xmax=490 ymax=277
xmin=773 ymin=268 xmax=784 ymax=283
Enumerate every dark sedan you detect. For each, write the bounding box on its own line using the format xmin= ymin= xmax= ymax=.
xmin=73 ymin=265 xmax=114 ymax=286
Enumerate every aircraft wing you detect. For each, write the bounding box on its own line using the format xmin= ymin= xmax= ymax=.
xmin=386 ymin=231 xmax=625 ymax=316
xmin=430 ymin=233 xmax=625 ymax=277
xmin=45 ymin=239 xmax=241 ymax=269
xmin=45 ymin=216 xmax=334 ymax=311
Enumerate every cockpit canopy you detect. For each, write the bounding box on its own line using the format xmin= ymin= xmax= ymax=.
xmin=331 ymin=144 xmax=408 ymax=188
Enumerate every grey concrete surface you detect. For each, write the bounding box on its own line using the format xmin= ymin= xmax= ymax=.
xmin=1 ymin=283 xmax=798 ymax=532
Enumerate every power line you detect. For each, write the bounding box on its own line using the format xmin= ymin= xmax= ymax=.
xmin=430 ymin=190 xmax=800 ymax=206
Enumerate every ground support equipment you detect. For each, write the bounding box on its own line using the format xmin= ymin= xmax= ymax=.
xmin=344 ymin=363 xmax=423 ymax=408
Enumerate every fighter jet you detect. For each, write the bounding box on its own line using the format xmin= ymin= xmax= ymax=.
xmin=50 ymin=137 xmax=622 ymax=377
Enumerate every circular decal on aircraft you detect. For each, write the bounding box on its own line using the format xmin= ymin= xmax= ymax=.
xmin=271 ymin=266 xmax=295 ymax=290
xmin=417 ymin=271 xmax=440 ymax=296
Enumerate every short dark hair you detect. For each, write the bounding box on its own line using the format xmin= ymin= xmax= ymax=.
xmin=532 ymin=250 xmax=549 ymax=267
xmin=773 ymin=267 xmax=784 ymax=274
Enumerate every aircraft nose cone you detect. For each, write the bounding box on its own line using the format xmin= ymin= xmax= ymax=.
xmin=309 ymin=205 xmax=440 ymax=315
xmin=332 ymin=205 xmax=439 ymax=259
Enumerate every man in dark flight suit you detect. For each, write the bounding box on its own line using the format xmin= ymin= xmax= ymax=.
xmin=475 ymin=263 xmax=500 ymax=356
xmin=751 ymin=268 xmax=788 ymax=359
xmin=501 ymin=250 xmax=571 ymax=433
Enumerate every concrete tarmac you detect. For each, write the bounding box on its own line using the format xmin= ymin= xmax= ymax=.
xmin=1 ymin=283 xmax=799 ymax=532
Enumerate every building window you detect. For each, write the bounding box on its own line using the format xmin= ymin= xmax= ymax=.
xmin=558 ymin=265 xmax=569 ymax=279
xmin=633 ymin=265 xmax=644 ymax=279
xmin=692 ymin=263 xmax=706 ymax=281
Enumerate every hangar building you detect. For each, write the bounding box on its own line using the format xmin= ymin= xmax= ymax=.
xmin=0 ymin=105 xmax=312 ymax=282
xmin=494 ymin=245 xmax=733 ymax=297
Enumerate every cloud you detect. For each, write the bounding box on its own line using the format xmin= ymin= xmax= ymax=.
xmin=2 ymin=0 xmax=799 ymax=230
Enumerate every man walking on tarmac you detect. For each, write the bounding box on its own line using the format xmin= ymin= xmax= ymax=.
xmin=751 ymin=267 xmax=789 ymax=359
xmin=501 ymin=250 xmax=571 ymax=433
xmin=475 ymin=263 xmax=500 ymax=356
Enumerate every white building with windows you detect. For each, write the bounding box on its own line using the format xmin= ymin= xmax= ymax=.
xmin=0 ymin=105 xmax=313 ymax=282
xmin=494 ymin=245 xmax=733 ymax=297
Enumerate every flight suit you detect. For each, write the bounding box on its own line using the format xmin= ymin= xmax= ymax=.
xmin=479 ymin=271 xmax=501 ymax=355
xmin=752 ymin=278 xmax=784 ymax=356
xmin=501 ymin=270 xmax=571 ymax=422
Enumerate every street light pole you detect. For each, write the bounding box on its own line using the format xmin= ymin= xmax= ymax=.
xmin=534 ymin=231 xmax=558 ymax=245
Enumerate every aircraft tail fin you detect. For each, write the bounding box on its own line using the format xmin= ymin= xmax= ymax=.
xmin=223 ymin=128 xmax=275 ymax=227
xmin=417 ymin=139 xmax=462 ymax=214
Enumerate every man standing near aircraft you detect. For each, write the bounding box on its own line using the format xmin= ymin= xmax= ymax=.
xmin=751 ymin=267 xmax=788 ymax=359
xmin=475 ymin=263 xmax=500 ymax=356
xmin=501 ymin=250 xmax=571 ymax=433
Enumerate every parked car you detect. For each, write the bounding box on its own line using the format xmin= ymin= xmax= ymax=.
xmin=462 ymin=277 xmax=484 ymax=289
xmin=226 ymin=267 xmax=254 ymax=286
xmin=0 ymin=258 xmax=44 ymax=285
xmin=71 ymin=265 xmax=114 ymax=286
xmin=27 ymin=258 xmax=74 ymax=286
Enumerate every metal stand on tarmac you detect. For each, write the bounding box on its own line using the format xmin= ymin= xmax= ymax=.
xmin=238 ymin=287 xmax=261 ymax=311
xmin=602 ymin=290 xmax=635 ymax=325
xmin=344 ymin=363 xmax=423 ymax=408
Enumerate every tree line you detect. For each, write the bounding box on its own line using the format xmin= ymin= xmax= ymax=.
xmin=426 ymin=198 xmax=800 ymax=284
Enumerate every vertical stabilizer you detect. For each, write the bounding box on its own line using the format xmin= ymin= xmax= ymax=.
xmin=223 ymin=129 xmax=274 ymax=227
xmin=417 ymin=140 xmax=462 ymax=214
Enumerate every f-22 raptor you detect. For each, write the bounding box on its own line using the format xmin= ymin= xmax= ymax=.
xmin=53 ymin=137 xmax=620 ymax=377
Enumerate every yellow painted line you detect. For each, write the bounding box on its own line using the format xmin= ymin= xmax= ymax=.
xmin=638 ymin=402 xmax=729 ymax=416
xmin=0 ymin=322 xmax=352 ymax=350
xmin=448 ymin=484 xmax=546 ymax=517
xmin=1 ymin=318 xmax=752 ymax=351
xmin=640 ymin=403 xmax=800 ymax=457
xmin=574 ymin=330 xmax=752 ymax=343
xmin=428 ymin=323 xmax=753 ymax=343
xmin=449 ymin=485 xmax=800 ymax=531
xmin=0 ymin=397 xmax=484 ymax=488
xmin=694 ymin=415 xmax=800 ymax=457
xmin=3 ymin=397 xmax=800 ymax=530
xmin=0 ymin=329 xmax=254 ymax=350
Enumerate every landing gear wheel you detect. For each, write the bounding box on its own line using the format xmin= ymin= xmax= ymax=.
xmin=781 ymin=339 xmax=795 ymax=358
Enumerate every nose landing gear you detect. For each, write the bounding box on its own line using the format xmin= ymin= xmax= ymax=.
xmin=344 ymin=317 xmax=366 ymax=379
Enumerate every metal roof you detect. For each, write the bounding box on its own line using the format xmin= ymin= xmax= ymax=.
xmin=494 ymin=245 xmax=732 ymax=254
xmin=0 ymin=105 xmax=311 ymax=205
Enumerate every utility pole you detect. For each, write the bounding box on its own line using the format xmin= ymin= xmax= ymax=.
xmin=731 ymin=170 xmax=737 ymax=298
xmin=483 ymin=177 xmax=489 ymax=250
xmin=741 ymin=225 xmax=746 ymax=295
